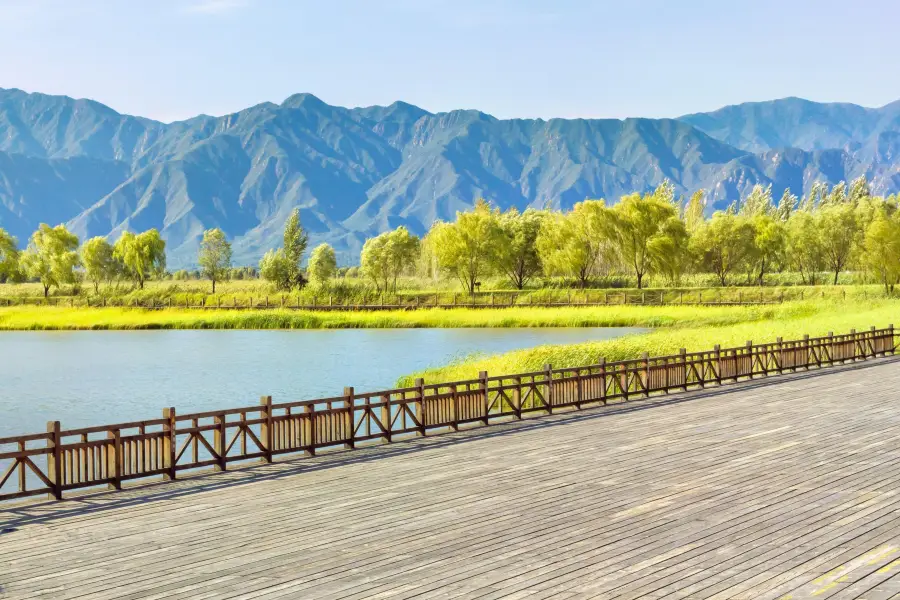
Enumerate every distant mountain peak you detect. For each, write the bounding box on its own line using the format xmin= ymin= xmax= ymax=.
xmin=281 ymin=93 xmax=328 ymax=110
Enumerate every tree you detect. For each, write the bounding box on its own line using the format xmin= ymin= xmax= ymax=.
xmin=113 ymin=229 xmax=166 ymax=290
xmin=683 ymin=190 xmax=706 ymax=233
xmin=748 ymin=214 xmax=787 ymax=286
xmin=848 ymin=175 xmax=871 ymax=204
xmin=307 ymin=243 xmax=337 ymax=288
xmin=863 ymin=212 xmax=900 ymax=294
xmin=80 ymin=237 xmax=119 ymax=293
xmin=0 ymin=227 xmax=20 ymax=283
xmin=690 ymin=213 xmax=755 ymax=286
xmin=609 ymin=192 xmax=677 ymax=289
xmin=801 ymin=182 xmax=827 ymax=212
xmin=360 ymin=226 xmax=420 ymax=293
xmin=426 ymin=199 xmax=503 ymax=294
xmin=775 ymin=188 xmax=797 ymax=222
xmin=259 ymin=208 xmax=309 ymax=290
xmin=536 ymin=200 xmax=613 ymax=288
xmin=494 ymin=208 xmax=546 ymax=289
xmin=739 ymin=184 xmax=774 ymax=217
xmin=20 ymin=224 xmax=80 ymax=297
xmin=648 ymin=216 xmax=691 ymax=286
xmin=198 ymin=228 xmax=232 ymax=293
xmin=816 ymin=204 xmax=858 ymax=284
xmin=785 ymin=211 xmax=825 ymax=285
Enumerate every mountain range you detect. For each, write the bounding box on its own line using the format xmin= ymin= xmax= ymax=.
xmin=1 ymin=88 xmax=899 ymax=267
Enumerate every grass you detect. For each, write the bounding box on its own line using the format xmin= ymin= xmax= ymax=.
xmin=398 ymin=299 xmax=900 ymax=385
xmin=0 ymin=303 xmax=799 ymax=331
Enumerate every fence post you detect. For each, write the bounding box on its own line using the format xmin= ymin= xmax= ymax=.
xmin=415 ymin=378 xmax=426 ymax=436
xmin=163 ymin=407 xmax=177 ymax=479
xmin=642 ymin=352 xmax=650 ymax=397
xmin=804 ymin=334 xmax=812 ymax=367
xmin=513 ymin=376 xmax=522 ymax=418
xmin=46 ymin=421 xmax=62 ymax=500
xmin=259 ymin=396 xmax=273 ymax=462
xmin=746 ymin=340 xmax=754 ymax=378
xmin=106 ymin=428 xmax=122 ymax=490
xmin=544 ymin=364 xmax=554 ymax=414
xmin=680 ymin=348 xmax=688 ymax=391
xmin=714 ymin=345 xmax=721 ymax=386
xmin=451 ymin=384 xmax=459 ymax=431
xmin=599 ymin=358 xmax=607 ymax=404
xmin=305 ymin=404 xmax=316 ymax=455
xmin=890 ymin=324 xmax=896 ymax=355
xmin=479 ymin=371 xmax=490 ymax=424
xmin=214 ymin=413 xmax=227 ymax=471
xmin=776 ymin=337 xmax=783 ymax=374
xmin=343 ymin=388 xmax=354 ymax=449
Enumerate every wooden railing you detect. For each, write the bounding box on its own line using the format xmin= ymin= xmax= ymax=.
xmin=1 ymin=325 xmax=894 ymax=503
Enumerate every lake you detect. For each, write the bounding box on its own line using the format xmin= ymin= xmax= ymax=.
xmin=0 ymin=327 xmax=644 ymax=437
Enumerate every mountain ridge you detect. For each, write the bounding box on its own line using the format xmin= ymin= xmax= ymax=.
xmin=1 ymin=87 xmax=898 ymax=267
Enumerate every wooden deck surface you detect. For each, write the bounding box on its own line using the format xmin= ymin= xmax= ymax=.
xmin=3 ymin=357 xmax=900 ymax=599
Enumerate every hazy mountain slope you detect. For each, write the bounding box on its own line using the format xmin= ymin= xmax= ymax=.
xmin=1 ymin=88 xmax=900 ymax=267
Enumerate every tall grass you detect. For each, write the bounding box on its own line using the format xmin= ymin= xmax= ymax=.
xmin=398 ymin=299 xmax=900 ymax=385
xmin=0 ymin=303 xmax=808 ymax=331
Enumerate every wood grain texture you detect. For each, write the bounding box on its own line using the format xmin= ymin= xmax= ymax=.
xmin=3 ymin=357 xmax=900 ymax=598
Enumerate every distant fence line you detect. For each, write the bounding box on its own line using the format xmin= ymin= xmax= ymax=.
xmin=0 ymin=288 xmax=853 ymax=310
xmin=1 ymin=325 xmax=894 ymax=504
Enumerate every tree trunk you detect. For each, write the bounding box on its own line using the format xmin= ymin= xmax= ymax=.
xmin=212 ymin=279 xmax=216 ymax=294
xmin=833 ymin=270 xmax=840 ymax=285
xmin=636 ymin=272 xmax=643 ymax=290
xmin=43 ymin=285 xmax=49 ymax=298
xmin=139 ymin=278 xmax=145 ymax=290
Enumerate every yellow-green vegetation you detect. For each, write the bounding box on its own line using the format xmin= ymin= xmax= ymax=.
xmin=0 ymin=302 xmax=791 ymax=331
xmin=400 ymin=299 xmax=900 ymax=385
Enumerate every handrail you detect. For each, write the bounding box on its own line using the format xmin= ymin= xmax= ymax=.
xmin=1 ymin=325 xmax=894 ymax=503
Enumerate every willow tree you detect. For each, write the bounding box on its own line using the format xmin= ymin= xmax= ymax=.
xmin=113 ymin=229 xmax=166 ymax=290
xmin=20 ymin=224 xmax=80 ymax=297
xmin=198 ymin=228 xmax=232 ymax=293
xmin=259 ymin=208 xmax=308 ymax=290
xmin=608 ymin=192 xmax=677 ymax=289
xmin=785 ymin=211 xmax=825 ymax=285
xmin=80 ymin=237 xmax=119 ymax=293
xmin=0 ymin=227 xmax=19 ymax=283
xmin=536 ymin=200 xmax=612 ymax=288
xmin=494 ymin=208 xmax=546 ymax=290
xmin=360 ymin=226 xmax=419 ymax=293
xmin=864 ymin=212 xmax=900 ymax=294
xmin=690 ymin=213 xmax=755 ymax=286
xmin=816 ymin=204 xmax=859 ymax=284
xmin=426 ymin=199 xmax=502 ymax=294
xmin=307 ymin=243 xmax=337 ymax=288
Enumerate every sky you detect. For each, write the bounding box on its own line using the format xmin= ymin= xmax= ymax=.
xmin=0 ymin=0 xmax=898 ymax=123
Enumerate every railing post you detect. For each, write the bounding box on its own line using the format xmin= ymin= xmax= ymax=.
xmin=714 ymin=345 xmax=721 ymax=385
xmin=513 ymin=376 xmax=522 ymax=418
xmin=890 ymin=324 xmax=896 ymax=355
xmin=776 ymin=337 xmax=783 ymax=374
xmin=680 ymin=348 xmax=688 ymax=391
xmin=381 ymin=394 xmax=392 ymax=443
xmin=342 ymin=388 xmax=355 ymax=449
xmin=163 ymin=407 xmax=176 ymax=479
xmin=746 ymin=340 xmax=754 ymax=378
xmin=803 ymin=334 xmax=811 ymax=368
xmin=259 ymin=396 xmax=273 ymax=462
xmin=451 ymin=384 xmax=460 ymax=430
xmin=544 ymin=364 xmax=554 ymax=414
xmin=480 ymin=371 xmax=490 ymax=424
xmin=214 ymin=413 xmax=227 ymax=471
xmin=46 ymin=421 xmax=62 ymax=500
xmin=415 ymin=379 xmax=426 ymax=436
xmin=107 ymin=428 xmax=122 ymax=490
xmin=642 ymin=352 xmax=650 ymax=397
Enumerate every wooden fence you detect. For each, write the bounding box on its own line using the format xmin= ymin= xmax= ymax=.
xmin=1 ymin=325 xmax=894 ymax=503
xmin=0 ymin=288 xmax=789 ymax=311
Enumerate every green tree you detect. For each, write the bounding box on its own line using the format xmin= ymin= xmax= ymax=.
xmin=259 ymin=208 xmax=309 ymax=290
xmin=20 ymin=224 xmax=80 ymax=297
xmin=739 ymin=184 xmax=774 ymax=217
xmin=494 ymin=208 xmax=546 ymax=289
xmin=609 ymin=192 xmax=677 ymax=289
xmin=748 ymin=214 xmax=787 ymax=286
xmin=307 ymin=243 xmax=337 ymax=288
xmin=536 ymin=200 xmax=613 ymax=288
xmin=113 ymin=229 xmax=166 ymax=290
xmin=785 ymin=211 xmax=825 ymax=285
xmin=801 ymin=182 xmax=827 ymax=212
xmin=816 ymin=204 xmax=858 ymax=284
xmin=683 ymin=190 xmax=706 ymax=233
xmin=80 ymin=237 xmax=118 ymax=293
xmin=0 ymin=227 xmax=20 ymax=283
xmin=848 ymin=175 xmax=871 ymax=204
xmin=690 ymin=213 xmax=755 ymax=286
xmin=198 ymin=228 xmax=232 ymax=293
xmin=360 ymin=226 xmax=420 ymax=293
xmin=863 ymin=212 xmax=900 ymax=294
xmin=775 ymin=188 xmax=797 ymax=222
xmin=648 ymin=216 xmax=691 ymax=286
xmin=426 ymin=199 xmax=503 ymax=294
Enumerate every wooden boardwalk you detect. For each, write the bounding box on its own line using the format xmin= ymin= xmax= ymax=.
xmin=3 ymin=357 xmax=900 ymax=599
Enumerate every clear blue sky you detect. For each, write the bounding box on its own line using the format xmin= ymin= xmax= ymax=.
xmin=1 ymin=0 xmax=897 ymax=123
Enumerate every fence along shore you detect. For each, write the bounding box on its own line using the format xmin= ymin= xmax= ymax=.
xmin=0 ymin=325 xmax=894 ymax=503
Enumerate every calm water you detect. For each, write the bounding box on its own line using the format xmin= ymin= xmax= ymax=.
xmin=0 ymin=327 xmax=643 ymax=436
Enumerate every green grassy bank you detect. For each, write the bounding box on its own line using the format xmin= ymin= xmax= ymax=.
xmin=0 ymin=303 xmax=798 ymax=331
xmin=399 ymin=299 xmax=900 ymax=385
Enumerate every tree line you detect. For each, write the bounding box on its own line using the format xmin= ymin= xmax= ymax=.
xmin=1 ymin=175 xmax=899 ymax=296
